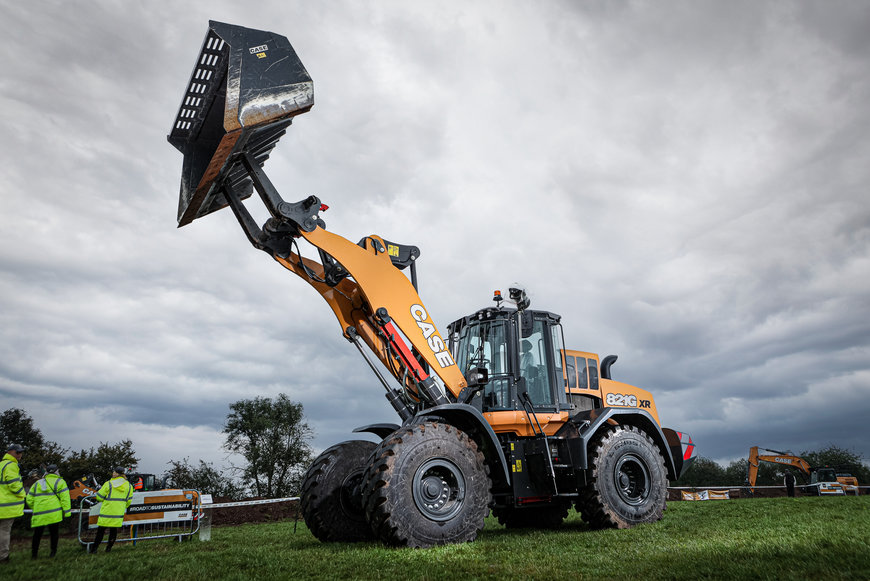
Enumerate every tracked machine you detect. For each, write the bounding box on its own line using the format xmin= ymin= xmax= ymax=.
xmin=746 ymin=446 xmax=857 ymax=496
xmin=169 ymin=21 xmax=695 ymax=547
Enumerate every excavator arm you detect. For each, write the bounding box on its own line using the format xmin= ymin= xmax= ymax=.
xmin=168 ymin=22 xmax=481 ymax=420
xmin=746 ymin=446 xmax=812 ymax=492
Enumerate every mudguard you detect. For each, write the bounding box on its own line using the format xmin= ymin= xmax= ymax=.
xmin=352 ymin=423 xmax=401 ymax=440
xmin=413 ymin=404 xmax=512 ymax=490
xmin=556 ymin=407 xmax=691 ymax=481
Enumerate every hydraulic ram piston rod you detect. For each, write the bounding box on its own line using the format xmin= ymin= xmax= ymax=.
xmin=346 ymin=326 xmax=413 ymax=421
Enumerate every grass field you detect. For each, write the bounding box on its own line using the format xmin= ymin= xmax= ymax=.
xmin=7 ymin=496 xmax=869 ymax=580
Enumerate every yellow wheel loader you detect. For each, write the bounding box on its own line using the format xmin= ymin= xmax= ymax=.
xmin=168 ymin=21 xmax=696 ymax=548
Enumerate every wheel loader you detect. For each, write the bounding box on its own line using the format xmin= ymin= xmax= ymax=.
xmin=168 ymin=21 xmax=696 ymax=548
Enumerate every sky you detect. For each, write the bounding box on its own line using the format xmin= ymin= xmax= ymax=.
xmin=2 ymin=1 xmax=869 ymax=479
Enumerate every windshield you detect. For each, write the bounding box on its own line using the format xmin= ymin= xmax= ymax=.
xmin=453 ymin=320 xmax=511 ymax=410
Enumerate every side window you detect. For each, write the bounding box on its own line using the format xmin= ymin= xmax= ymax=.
xmin=550 ymin=325 xmax=567 ymax=405
xmin=520 ymin=320 xmax=554 ymax=407
xmin=565 ymin=355 xmax=576 ymax=389
xmin=576 ymin=357 xmax=588 ymax=389
xmin=588 ymin=359 xmax=599 ymax=391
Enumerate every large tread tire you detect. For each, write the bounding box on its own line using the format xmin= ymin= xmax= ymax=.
xmin=361 ymin=421 xmax=491 ymax=548
xmin=300 ymin=440 xmax=377 ymax=542
xmin=576 ymin=425 xmax=667 ymax=529
xmin=492 ymin=501 xmax=570 ymax=529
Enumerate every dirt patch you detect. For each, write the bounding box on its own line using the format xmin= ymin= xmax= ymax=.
xmin=208 ymin=497 xmax=301 ymax=526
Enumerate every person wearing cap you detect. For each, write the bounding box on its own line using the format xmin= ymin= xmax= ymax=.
xmin=0 ymin=444 xmax=26 ymax=563
xmin=25 ymin=464 xmax=71 ymax=558
xmin=89 ymin=467 xmax=132 ymax=553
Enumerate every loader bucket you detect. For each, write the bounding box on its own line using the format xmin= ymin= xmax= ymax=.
xmin=168 ymin=21 xmax=313 ymax=227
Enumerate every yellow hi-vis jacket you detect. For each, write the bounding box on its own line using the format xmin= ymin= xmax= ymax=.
xmin=0 ymin=453 xmax=26 ymax=518
xmin=25 ymin=474 xmax=71 ymax=527
xmin=95 ymin=476 xmax=133 ymax=527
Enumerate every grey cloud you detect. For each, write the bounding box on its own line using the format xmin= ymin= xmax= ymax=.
xmin=2 ymin=1 xmax=869 ymax=474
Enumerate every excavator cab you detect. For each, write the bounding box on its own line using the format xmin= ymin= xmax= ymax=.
xmin=811 ymin=467 xmax=838 ymax=484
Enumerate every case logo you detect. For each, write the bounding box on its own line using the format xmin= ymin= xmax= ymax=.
xmin=249 ymin=44 xmax=269 ymax=59
xmin=410 ymin=304 xmax=454 ymax=368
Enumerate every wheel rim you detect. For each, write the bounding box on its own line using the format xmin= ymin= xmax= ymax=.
xmin=339 ymin=470 xmax=366 ymax=521
xmin=613 ymin=453 xmax=651 ymax=505
xmin=412 ymin=458 xmax=466 ymax=522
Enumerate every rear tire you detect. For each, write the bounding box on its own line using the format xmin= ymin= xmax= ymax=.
xmin=300 ymin=440 xmax=377 ymax=542
xmin=576 ymin=425 xmax=667 ymax=529
xmin=362 ymin=421 xmax=491 ymax=548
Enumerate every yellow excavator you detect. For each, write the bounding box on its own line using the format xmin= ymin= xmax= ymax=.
xmin=746 ymin=446 xmax=857 ymax=495
xmin=168 ymin=21 xmax=695 ymax=547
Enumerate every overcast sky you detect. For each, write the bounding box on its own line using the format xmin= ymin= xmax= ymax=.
xmin=2 ymin=1 xmax=869 ymax=479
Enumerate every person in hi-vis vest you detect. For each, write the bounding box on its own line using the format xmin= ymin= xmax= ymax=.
xmin=25 ymin=463 xmax=71 ymax=558
xmin=0 ymin=444 xmax=26 ymax=563
xmin=89 ymin=467 xmax=132 ymax=553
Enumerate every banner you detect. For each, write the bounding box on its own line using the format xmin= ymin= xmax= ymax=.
xmin=681 ymin=489 xmax=730 ymax=501
xmin=88 ymin=489 xmax=199 ymax=528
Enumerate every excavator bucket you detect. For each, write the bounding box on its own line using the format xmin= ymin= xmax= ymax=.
xmin=168 ymin=21 xmax=313 ymax=227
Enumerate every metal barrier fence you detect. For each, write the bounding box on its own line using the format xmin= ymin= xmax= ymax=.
xmin=77 ymin=489 xmax=202 ymax=549
xmin=668 ymin=484 xmax=868 ymax=499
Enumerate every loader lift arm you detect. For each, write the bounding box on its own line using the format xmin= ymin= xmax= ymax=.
xmin=223 ymin=160 xmax=471 ymax=417
xmin=168 ymin=22 xmax=479 ymax=420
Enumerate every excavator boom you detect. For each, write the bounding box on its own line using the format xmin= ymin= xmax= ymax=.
xmin=747 ymin=446 xmax=814 ymax=493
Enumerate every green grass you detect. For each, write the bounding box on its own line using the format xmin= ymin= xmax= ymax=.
xmin=8 ymin=497 xmax=870 ymax=580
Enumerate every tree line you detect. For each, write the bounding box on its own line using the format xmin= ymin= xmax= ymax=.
xmin=675 ymin=445 xmax=870 ymax=487
xmin=0 ymin=393 xmax=313 ymax=500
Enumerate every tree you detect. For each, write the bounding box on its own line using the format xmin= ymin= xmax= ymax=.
xmin=223 ymin=394 xmax=314 ymax=497
xmin=800 ymin=445 xmax=870 ymax=484
xmin=164 ymin=457 xmax=244 ymax=499
xmin=724 ymin=458 xmax=750 ymax=486
xmin=65 ymin=440 xmax=140 ymax=483
xmin=673 ymin=456 xmax=725 ymax=487
xmin=0 ymin=408 xmax=68 ymax=475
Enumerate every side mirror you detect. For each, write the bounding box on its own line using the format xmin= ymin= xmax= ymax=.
xmin=466 ymin=366 xmax=489 ymax=387
xmin=520 ymin=311 xmax=534 ymax=338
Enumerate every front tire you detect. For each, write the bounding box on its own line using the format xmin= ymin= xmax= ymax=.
xmin=300 ymin=440 xmax=377 ymax=542
xmin=362 ymin=421 xmax=491 ymax=548
xmin=576 ymin=425 xmax=667 ymax=529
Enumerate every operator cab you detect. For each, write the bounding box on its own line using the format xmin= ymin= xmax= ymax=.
xmin=812 ymin=467 xmax=838 ymax=484
xmin=448 ymin=302 xmax=569 ymax=414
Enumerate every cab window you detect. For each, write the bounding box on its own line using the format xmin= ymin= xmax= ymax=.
xmin=588 ymin=359 xmax=599 ymax=391
xmin=520 ymin=319 xmax=554 ymax=407
xmin=565 ymin=355 xmax=576 ymax=389
xmin=576 ymin=357 xmax=588 ymax=389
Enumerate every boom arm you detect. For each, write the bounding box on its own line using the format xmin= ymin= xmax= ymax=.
xmin=167 ymin=23 xmax=474 ymax=420
xmin=231 ymin=170 xmax=468 ymax=390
